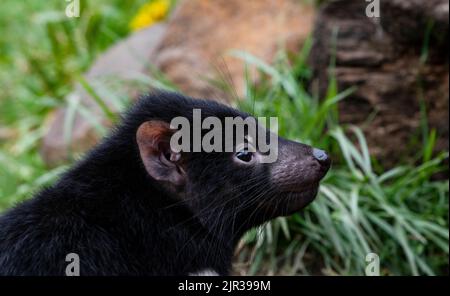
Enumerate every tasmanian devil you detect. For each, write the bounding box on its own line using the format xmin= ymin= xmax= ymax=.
xmin=0 ymin=92 xmax=330 ymax=275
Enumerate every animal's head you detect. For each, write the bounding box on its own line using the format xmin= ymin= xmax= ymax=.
xmin=133 ymin=93 xmax=330 ymax=235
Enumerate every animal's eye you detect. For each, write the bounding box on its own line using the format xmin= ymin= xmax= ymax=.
xmin=235 ymin=149 xmax=253 ymax=163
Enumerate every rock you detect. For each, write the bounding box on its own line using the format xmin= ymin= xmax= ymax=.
xmin=309 ymin=0 xmax=449 ymax=164
xmin=41 ymin=24 xmax=167 ymax=167
xmin=151 ymin=0 xmax=315 ymax=101
xmin=380 ymin=0 xmax=449 ymax=45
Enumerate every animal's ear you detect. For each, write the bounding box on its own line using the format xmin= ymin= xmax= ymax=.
xmin=136 ymin=121 xmax=186 ymax=186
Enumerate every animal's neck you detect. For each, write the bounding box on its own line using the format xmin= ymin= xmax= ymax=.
xmin=115 ymin=190 xmax=238 ymax=274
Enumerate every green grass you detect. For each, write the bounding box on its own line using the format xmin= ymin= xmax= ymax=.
xmin=230 ymin=46 xmax=449 ymax=276
xmin=0 ymin=0 xmax=150 ymax=209
xmin=0 ymin=0 xmax=448 ymax=276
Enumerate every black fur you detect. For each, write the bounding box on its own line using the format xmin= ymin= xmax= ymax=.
xmin=0 ymin=92 xmax=329 ymax=275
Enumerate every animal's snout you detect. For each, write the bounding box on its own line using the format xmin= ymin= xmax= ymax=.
xmin=312 ymin=148 xmax=331 ymax=170
xmin=270 ymin=140 xmax=331 ymax=194
xmin=312 ymin=148 xmax=328 ymax=162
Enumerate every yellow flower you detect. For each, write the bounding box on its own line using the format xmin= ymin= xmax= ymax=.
xmin=129 ymin=0 xmax=170 ymax=31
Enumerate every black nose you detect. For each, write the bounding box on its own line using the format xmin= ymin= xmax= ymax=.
xmin=312 ymin=148 xmax=330 ymax=167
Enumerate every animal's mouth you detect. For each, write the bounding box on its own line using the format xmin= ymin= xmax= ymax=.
xmin=278 ymin=183 xmax=320 ymax=216
xmin=283 ymin=182 xmax=319 ymax=194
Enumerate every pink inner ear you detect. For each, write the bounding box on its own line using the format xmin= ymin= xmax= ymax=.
xmin=136 ymin=121 xmax=172 ymax=154
xmin=170 ymin=153 xmax=181 ymax=162
xmin=136 ymin=120 xmax=186 ymax=186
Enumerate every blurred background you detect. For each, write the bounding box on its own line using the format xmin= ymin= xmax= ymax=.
xmin=0 ymin=0 xmax=448 ymax=275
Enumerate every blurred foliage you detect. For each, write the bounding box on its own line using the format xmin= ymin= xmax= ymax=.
xmin=0 ymin=0 xmax=448 ymax=276
xmin=0 ymin=0 xmax=150 ymax=209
